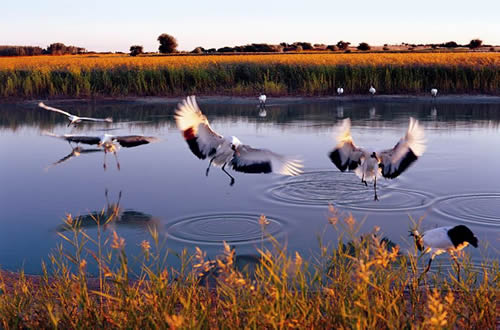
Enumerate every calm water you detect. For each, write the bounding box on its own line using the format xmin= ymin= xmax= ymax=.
xmin=1 ymin=98 xmax=499 ymax=274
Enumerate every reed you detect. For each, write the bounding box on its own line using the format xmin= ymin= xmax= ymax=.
xmin=0 ymin=53 xmax=499 ymax=98
xmin=0 ymin=207 xmax=498 ymax=328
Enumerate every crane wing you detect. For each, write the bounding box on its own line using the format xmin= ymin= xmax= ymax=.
xmin=230 ymin=145 xmax=303 ymax=176
xmin=328 ymin=118 xmax=364 ymax=171
xmin=377 ymin=117 xmax=426 ymax=179
xmin=175 ymin=96 xmax=224 ymax=159
xmin=38 ymin=102 xmax=73 ymax=117
xmin=78 ymin=116 xmax=113 ymax=123
xmin=42 ymin=131 xmax=101 ymax=145
xmin=114 ymin=135 xmax=158 ymax=148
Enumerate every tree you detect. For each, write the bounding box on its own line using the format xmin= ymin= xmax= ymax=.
xmin=468 ymin=39 xmax=483 ymax=49
xmin=336 ymin=40 xmax=350 ymax=50
xmin=129 ymin=45 xmax=143 ymax=57
xmin=191 ymin=47 xmax=205 ymax=54
xmin=157 ymin=33 xmax=178 ymax=54
xmin=357 ymin=42 xmax=371 ymax=51
xmin=326 ymin=45 xmax=338 ymax=51
xmin=443 ymin=41 xmax=458 ymax=48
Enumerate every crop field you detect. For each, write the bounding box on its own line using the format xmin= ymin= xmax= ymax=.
xmin=0 ymin=52 xmax=499 ymax=98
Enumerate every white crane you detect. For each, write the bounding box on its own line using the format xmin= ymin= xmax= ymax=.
xmin=175 ymin=96 xmax=303 ymax=185
xmin=410 ymin=225 xmax=478 ymax=280
xmin=369 ymin=86 xmax=376 ymax=96
xmin=258 ymin=94 xmax=267 ymax=107
xmin=337 ymin=87 xmax=344 ymax=96
xmin=39 ymin=102 xmax=112 ymax=127
xmin=43 ymin=131 xmax=158 ymax=170
xmin=431 ymin=88 xmax=438 ymax=98
xmin=329 ymin=117 xmax=426 ymax=200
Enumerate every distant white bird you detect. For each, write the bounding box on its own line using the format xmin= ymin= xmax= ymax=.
xmin=43 ymin=131 xmax=158 ymax=170
xmin=431 ymin=88 xmax=438 ymax=98
xmin=175 ymin=96 xmax=303 ymax=185
xmin=39 ymin=102 xmax=112 ymax=127
xmin=258 ymin=94 xmax=267 ymax=106
xmin=337 ymin=87 xmax=344 ymax=96
xmin=369 ymin=86 xmax=376 ymax=96
xmin=411 ymin=225 xmax=478 ymax=280
xmin=329 ymin=117 xmax=426 ymax=200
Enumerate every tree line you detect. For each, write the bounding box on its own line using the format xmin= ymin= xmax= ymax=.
xmin=0 ymin=43 xmax=86 ymax=56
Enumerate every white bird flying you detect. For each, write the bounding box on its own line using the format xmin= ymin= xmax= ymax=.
xmin=369 ymin=86 xmax=376 ymax=96
xmin=43 ymin=131 xmax=158 ymax=170
xmin=337 ymin=87 xmax=344 ymax=96
xmin=431 ymin=88 xmax=438 ymax=98
xmin=328 ymin=117 xmax=426 ymax=200
xmin=175 ymin=96 xmax=303 ymax=185
xmin=410 ymin=225 xmax=478 ymax=280
xmin=39 ymin=102 xmax=113 ymax=127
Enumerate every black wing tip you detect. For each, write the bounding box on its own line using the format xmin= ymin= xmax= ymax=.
xmin=329 ymin=149 xmax=358 ymax=172
xmin=231 ymin=160 xmax=272 ymax=174
xmin=186 ymin=137 xmax=206 ymax=159
xmin=380 ymin=149 xmax=418 ymax=179
xmin=448 ymin=225 xmax=479 ymax=248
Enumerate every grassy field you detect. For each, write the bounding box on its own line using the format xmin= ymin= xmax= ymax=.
xmin=0 ymin=52 xmax=499 ymax=98
xmin=0 ymin=210 xmax=498 ymax=328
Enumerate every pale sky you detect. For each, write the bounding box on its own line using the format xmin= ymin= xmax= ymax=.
xmin=2 ymin=0 xmax=499 ymax=52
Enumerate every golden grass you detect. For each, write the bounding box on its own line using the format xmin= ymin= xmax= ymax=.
xmin=1 ymin=52 xmax=499 ymax=71
xmin=0 ymin=208 xmax=498 ymax=328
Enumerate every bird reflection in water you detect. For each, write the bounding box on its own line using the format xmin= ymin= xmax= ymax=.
xmin=43 ymin=131 xmax=158 ymax=170
xmin=45 ymin=146 xmax=102 ymax=170
xmin=57 ymin=189 xmax=161 ymax=232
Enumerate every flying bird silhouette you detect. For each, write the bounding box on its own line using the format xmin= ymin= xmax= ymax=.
xmin=39 ymin=102 xmax=112 ymax=127
xmin=329 ymin=118 xmax=426 ymax=200
xmin=43 ymin=132 xmax=158 ymax=170
xmin=175 ymin=96 xmax=303 ymax=185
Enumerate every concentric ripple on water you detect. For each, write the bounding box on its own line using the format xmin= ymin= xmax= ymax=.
xmin=266 ymin=170 xmax=435 ymax=212
xmin=433 ymin=193 xmax=500 ymax=227
xmin=166 ymin=212 xmax=286 ymax=245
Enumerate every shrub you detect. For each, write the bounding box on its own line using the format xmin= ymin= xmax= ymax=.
xmin=443 ymin=41 xmax=458 ymax=48
xmin=357 ymin=42 xmax=371 ymax=51
xmin=326 ymin=45 xmax=338 ymax=51
xmin=383 ymin=46 xmax=390 ymax=51
xmin=337 ymin=40 xmax=350 ymax=50
xmin=129 ymin=45 xmax=143 ymax=57
xmin=468 ymin=39 xmax=483 ymax=49
xmin=157 ymin=33 xmax=178 ymax=54
xmin=191 ymin=47 xmax=205 ymax=54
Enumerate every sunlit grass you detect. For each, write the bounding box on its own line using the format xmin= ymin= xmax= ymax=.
xmin=0 ymin=207 xmax=498 ymax=328
xmin=0 ymin=53 xmax=499 ymax=98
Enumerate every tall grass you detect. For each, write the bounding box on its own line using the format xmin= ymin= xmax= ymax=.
xmin=0 ymin=207 xmax=498 ymax=328
xmin=0 ymin=53 xmax=498 ymax=98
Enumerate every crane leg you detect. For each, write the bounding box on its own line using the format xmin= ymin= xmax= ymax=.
xmin=206 ymin=157 xmax=215 ymax=176
xmin=221 ymin=163 xmax=235 ymax=186
xmin=114 ymin=151 xmax=120 ymax=171
xmin=374 ymin=177 xmax=379 ymax=201
xmin=103 ymin=151 xmax=107 ymax=170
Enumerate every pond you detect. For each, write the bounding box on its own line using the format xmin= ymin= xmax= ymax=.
xmin=1 ymin=97 xmax=499 ymax=274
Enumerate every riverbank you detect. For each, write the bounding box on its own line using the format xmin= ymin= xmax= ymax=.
xmin=1 ymin=53 xmax=498 ymax=99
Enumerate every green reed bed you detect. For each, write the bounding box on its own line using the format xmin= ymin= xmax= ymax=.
xmin=0 ymin=209 xmax=498 ymax=328
xmin=0 ymin=63 xmax=499 ymax=99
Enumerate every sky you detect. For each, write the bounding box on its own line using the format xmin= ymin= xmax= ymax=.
xmin=2 ymin=0 xmax=499 ymax=52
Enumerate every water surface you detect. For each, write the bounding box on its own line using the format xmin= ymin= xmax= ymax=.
xmin=1 ymin=98 xmax=499 ymax=274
